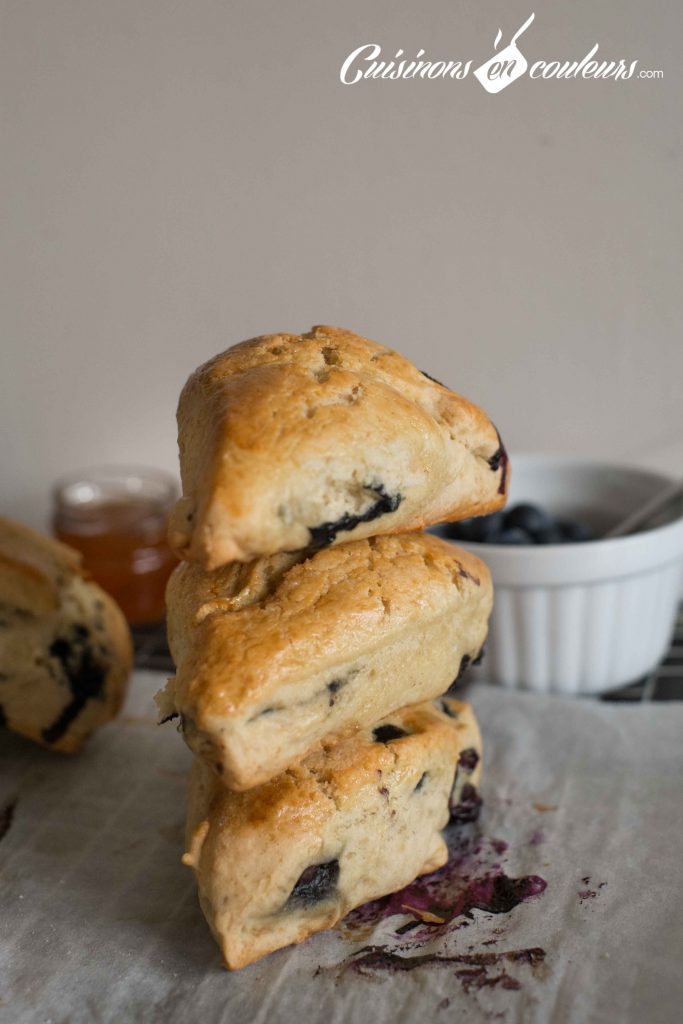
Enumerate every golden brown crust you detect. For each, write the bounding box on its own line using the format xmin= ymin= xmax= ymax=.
xmin=0 ymin=516 xmax=133 ymax=752
xmin=0 ymin=518 xmax=82 ymax=615
xmin=161 ymin=532 xmax=492 ymax=788
xmin=184 ymin=699 xmax=482 ymax=970
xmin=169 ymin=325 xmax=508 ymax=567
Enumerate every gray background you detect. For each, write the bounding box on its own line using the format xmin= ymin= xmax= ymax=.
xmin=2 ymin=0 xmax=681 ymax=525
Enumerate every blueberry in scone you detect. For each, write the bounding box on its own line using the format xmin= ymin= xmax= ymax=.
xmin=158 ymin=532 xmax=492 ymax=789
xmin=307 ymin=482 xmax=403 ymax=550
xmin=286 ymin=861 xmax=340 ymax=908
xmin=183 ymin=699 xmax=482 ymax=969
xmin=372 ymin=724 xmax=409 ymax=743
xmin=449 ymin=782 xmax=483 ymax=824
xmin=41 ymin=629 xmax=109 ymax=744
xmin=167 ymin=325 xmax=508 ymax=568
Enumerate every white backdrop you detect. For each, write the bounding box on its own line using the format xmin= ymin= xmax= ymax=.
xmin=1 ymin=0 xmax=681 ymax=526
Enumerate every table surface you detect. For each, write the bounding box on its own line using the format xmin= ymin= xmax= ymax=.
xmin=1 ymin=673 xmax=682 ymax=1024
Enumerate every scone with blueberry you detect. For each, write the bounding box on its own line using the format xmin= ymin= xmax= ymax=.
xmin=183 ymin=698 xmax=482 ymax=970
xmin=158 ymin=532 xmax=492 ymax=789
xmin=0 ymin=517 xmax=133 ymax=753
xmin=168 ymin=325 xmax=508 ymax=567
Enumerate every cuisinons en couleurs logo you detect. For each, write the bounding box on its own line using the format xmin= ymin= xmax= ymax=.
xmin=340 ymin=13 xmax=663 ymax=92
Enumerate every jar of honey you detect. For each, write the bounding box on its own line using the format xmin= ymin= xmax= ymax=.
xmin=52 ymin=467 xmax=179 ymax=625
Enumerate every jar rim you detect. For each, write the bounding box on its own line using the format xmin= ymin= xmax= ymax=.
xmin=53 ymin=465 xmax=178 ymax=514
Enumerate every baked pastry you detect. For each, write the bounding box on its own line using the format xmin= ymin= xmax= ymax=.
xmin=0 ymin=517 xmax=133 ymax=753
xmin=159 ymin=532 xmax=491 ymax=789
xmin=183 ymin=698 xmax=482 ymax=970
xmin=168 ymin=325 xmax=508 ymax=567
xmin=440 ymin=697 xmax=484 ymax=824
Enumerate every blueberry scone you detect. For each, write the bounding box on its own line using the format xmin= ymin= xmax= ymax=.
xmin=158 ymin=532 xmax=491 ymax=789
xmin=183 ymin=698 xmax=482 ymax=970
xmin=0 ymin=517 xmax=133 ymax=753
xmin=168 ymin=325 xmax=508 ymax=567
xmin=440 ymin=697 xmax=484 ymax=825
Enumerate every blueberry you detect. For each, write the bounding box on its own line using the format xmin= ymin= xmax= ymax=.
xmin=504 ymin=503 xmax=553 ymax=535
xmin=445 ymin=653 xmax=474 ymax=695
xmin=327 ymin=678 xmax=347 ymax=706
xmin=477 ymin=511 xmax=506 ymax=541
xmin=559 ymin=519 xmax=594 ymax=542
xmin=414 ymin=772 xmax=428 ymax=792
xmin=495 ymin=527 xmax=531 ymax=545
xmin=443 ymin=518 xmax=482 ymax=542
xmin=457 ymin=653 xmax=472 ymax=680
xmin=532 ymin=524 xmax=566 ymax=545
xmin=445 ymin=656 xmax=471 ymax=695
xmin=48 ymin=638 xmax=71 ymax=662
xmin=488 ymin=435 xmax=509 ymax=496
xmin=287 ymin=860 xmax=339 ymax=907
xmin=373 ymin=724 xmax=409 ymax=743
xmin=449 ymin=783 xmax=483 ymax=824
xmin=458 ymin=748 xmax=480 ymax=773
xmin=480 ymin=502 xmax=596 ymax=545
xmin=249 ymin=705 xmax=281 ymax=720
xmin=446 ymin=512 xmax=505 ymax=543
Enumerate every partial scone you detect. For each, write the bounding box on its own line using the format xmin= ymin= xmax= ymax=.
xmin=0 ymin=517 xmax=133 ymax=753
xmin=159 ymin=532 xmax=492 ymax=789
xmin=168 ymin=325 xmax=508 ymax=567
xmin=184 ymin=698 xmax=482 ymax=970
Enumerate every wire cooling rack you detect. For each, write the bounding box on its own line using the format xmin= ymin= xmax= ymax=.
xmin=132 ymin=606 xmax=683 ymax=701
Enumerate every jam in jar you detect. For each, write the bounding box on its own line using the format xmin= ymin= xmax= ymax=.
xmin=52 ymin=466 xmax=178 ymax=625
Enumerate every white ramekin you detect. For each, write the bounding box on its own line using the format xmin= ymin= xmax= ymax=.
xmin=435 ymin=455 xmax=683 ymax=695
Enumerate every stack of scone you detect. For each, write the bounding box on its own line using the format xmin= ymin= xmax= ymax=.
xmin=157 ymin=326 xmax=507 ymax=969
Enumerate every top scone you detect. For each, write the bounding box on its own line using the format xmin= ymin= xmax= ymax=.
xmin=168 ymin=325 xmax=508 ymax=567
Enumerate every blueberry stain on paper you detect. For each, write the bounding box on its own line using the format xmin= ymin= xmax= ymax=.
xmin=317 ymin=815 xmax=549 ymax=1002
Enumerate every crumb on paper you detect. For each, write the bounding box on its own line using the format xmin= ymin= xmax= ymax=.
xmin=401 ymin=905 xmax=446 ymax=925
xmin=578 ymin=879 xmax=606 ymax=904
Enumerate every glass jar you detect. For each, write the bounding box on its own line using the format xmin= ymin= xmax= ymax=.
xmin=52 ymin=466 xmax=178 ymax=625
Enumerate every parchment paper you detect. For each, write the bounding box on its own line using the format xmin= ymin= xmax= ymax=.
xmin=1 ymin=672 xmax=682 ymax=1024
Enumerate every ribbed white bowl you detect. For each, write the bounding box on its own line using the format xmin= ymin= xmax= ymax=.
xmin=436 ymin=456 xmax=683 ymax=695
